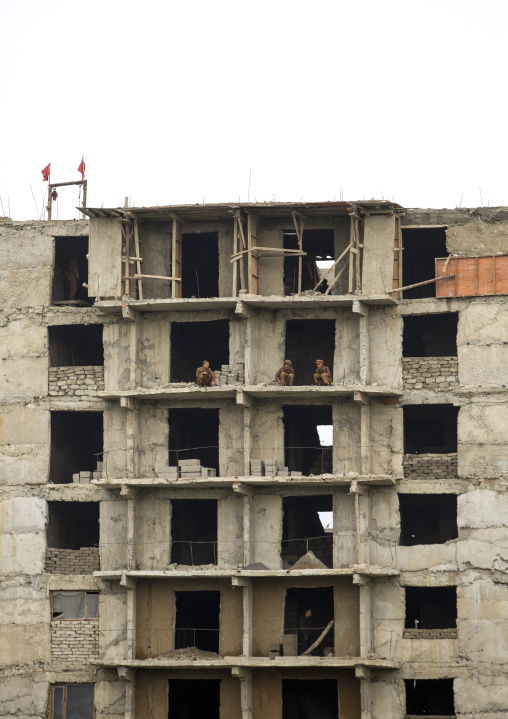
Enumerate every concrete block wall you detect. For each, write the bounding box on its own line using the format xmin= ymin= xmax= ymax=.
xmin=51 ymin=619 xmax=99 ymax=662
xmin=48 ymin=366 xmax=105 ymax=396
xmin=45 ymin=547 xmax=100 ymax=574
xmin=403 ymin=453 xmax=458 ymax=479
xmin=403 ymin=357 xmax=458 ymax=391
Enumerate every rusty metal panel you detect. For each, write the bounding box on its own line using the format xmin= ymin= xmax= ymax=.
xmin=436 ymin=255 xmax=508 ymax=297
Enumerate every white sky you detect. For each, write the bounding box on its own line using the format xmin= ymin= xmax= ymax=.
xmin=2 ymin=0 xmax=507 ymax=220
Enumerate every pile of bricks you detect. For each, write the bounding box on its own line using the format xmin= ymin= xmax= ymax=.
xmin=403 ymin=453 xmax=458 ymax=479
xmin=73 ymin=461 xmax=103 ymax=484
xmin=48 ymin=366 xmax=105 ymax=396
xmin=250 ymin=459 xmax=298 ymax=477
xmin=403 ymin=357 xmax=459 ymax=391
xmin=45 ymin=547 xmax=100 ymax=574
xmin=51 ymin=619 xmax=99 ymax=662
xmin=156 ymin=459 xmax=217 ymax=479
xmin=214 ymin=362 xmax=245 ymax=386
xmin=402 ymin=628 xmax=457 ymax=639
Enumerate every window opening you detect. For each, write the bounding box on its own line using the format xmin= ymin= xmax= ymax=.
xmin=181 ymin=232 xmax=219 ymax=298
xmin=168 ymin=679 xmax=220 ymax=719
xmin=405 ymin=586 xmax=457 ymax=630
xmin=171 ymin=499 xmax=218 ymax=566
xmin=50 ymin=684 xmax=94 ymax=719
xmin=283 ymin=405 xmax=333 ymax=475
xmin=403 ymin=314 xmax=458 ymax=357
xmin=47 ymin=502 xmax=99 ymax=550
xmin=174 ymin=591 xmax=220 ymax=653
xmin=52 ymin=236 xmax=93 ymax=305
xmin=168 ymin=408 xmax=219 ymax=474
xmin=401 ymin=227 xmax=447 ymax=299
xmin=284 ymin=587 xmax=334 ymax=656
xmin=282 ymin=679 xmax=338 ymax=719
xmin=285 ymin=320 xmax=335 ymax=385
xmin=284 ymin=229 xmax=335 ymax=295
xmin=49 ymin=325 xmax=103 ymax=366
xmin=52 ymin=591 xmax=98 ymax=620
xmin=282 ymin=495 xmax=333 ymax=568
xmin=50 ymin=411 xmax=103 ymax=484
xmin=403 ymin=405 xmax=458 ymax=454
xmin=170 ymin=320 xmax=229 ymax=383
xmin=399 ymin=494 xmax=458 ymax=546
xmin=405 ymin=678 xmax=455 ymax=716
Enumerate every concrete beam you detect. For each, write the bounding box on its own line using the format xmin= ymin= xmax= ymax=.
xmin=233 ymin=482 xmax=255 ymax=497
xmin=121 ymin=303 xmax=137 ymax=321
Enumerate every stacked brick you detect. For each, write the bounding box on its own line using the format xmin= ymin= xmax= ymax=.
xmin=51 ymin=619 xmax=99 ymax=662
xmin=403 ymin=453 xmax=458 ymax=479
xmin=214 ymin=362 xmax=245 ymax=386
xmin=45 ymin=547 xmax=100 ymax=574
xmin=49 ymin=366 xmax=105 ymax=396
xmin=403 ymin=628 xmax=457 ymax=639
xmin=403 ymin=357 xmax=458 ymax=391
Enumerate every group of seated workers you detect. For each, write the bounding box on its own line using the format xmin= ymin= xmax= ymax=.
xmin=195 ymin=358 xmax=332 ymax=387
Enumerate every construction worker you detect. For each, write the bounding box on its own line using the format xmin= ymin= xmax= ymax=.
xmin=196 ymin=360 xmax=215 ymax=387
xmin=314 ymin=359 xmax=332 ymax=386
xmin=276 ymin=359 xmax=295 ymax=386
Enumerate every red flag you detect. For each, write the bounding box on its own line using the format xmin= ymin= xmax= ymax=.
xmin=77 ymin=157 xmax=85 ymax=178
xmin=41 ymin=163 xmax=50 ymax=181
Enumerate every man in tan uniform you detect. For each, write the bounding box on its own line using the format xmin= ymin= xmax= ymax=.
xmin=196 ymin=360 xmax=216 ymax=386
xmin=276 ymin=359 xmax=295 ymax=386
xmin=314 ymin=359 xmax=332 ymax=385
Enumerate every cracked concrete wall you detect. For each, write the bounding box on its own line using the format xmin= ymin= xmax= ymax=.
xmin=458 ymin=301 xmax=508 ymax=387
xmin=458 ymin=403 xmax=508 ymax=477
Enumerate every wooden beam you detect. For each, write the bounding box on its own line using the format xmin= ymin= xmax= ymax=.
xmin=387 ymin=274 xmax=455 ymax=294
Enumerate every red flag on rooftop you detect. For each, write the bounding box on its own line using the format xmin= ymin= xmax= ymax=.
xmin=41 ymin=164 xmax=50 ymax=181
xmin=78 ymin=157 xmax=85 ymax=178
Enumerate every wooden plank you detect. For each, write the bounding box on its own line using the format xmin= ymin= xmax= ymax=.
xmin=133 ymin=220 xmax=143 ymax=300
xmin=313 ymin=243 xmax=352 ymax=292
xmin=355 ymin=217 xmax=362 ymax=291
xmin=348 ymin=216 xmax=355 ymax=293
xmin=389 ymin=274 xmax=455 ymax=294
xmin=436 ymin=255 xmax=508 ymax=297
xmin=247 ymin=212 xmax=260 ymax=295
xmin=128 ymin=274 xmax=181 ymax=281
xmin=172 ymin=219 xmax=182 ymax=298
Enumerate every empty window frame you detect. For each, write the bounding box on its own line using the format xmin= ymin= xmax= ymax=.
xmin=282 ymin=679 xmax=338 ymax=719
xmin=49 ymin=325 xmax=104 ymax=366
xmin=170 ymin=320 xmax=229 ymax=383
xmin=50 ymin=684 xmax=94 ymax=719
xmin=52 ymin=236 xmax=92 ymax=304
xmin=283 ymin=229 xmax=335 ymax=295
xmin=282 ymin=495 xmax=333 ymax=568
xmin=405 ymin=678 xmax=455 ymax=716
xmin=401 ymin=227 xmax=447 ymax=299
xmin=403 ymin=314 xmax=458 ymax=357
xmin=171 ymin=499 xmax=218 ymax=566
xmin=168 ymin=408 xmax=219 ymax=473
xmin=174 ymin=591 xmax=220 ymax=653
xmin=168 ymin=679 xmax=220 ymax=719
xmin=52 ymin=591 xmax=98 ymax=620
xmin=49 ymin=411 xmax=103 ymax=484
xmin=399 ymin=494 xmax=458 ymax=546
xmin=403 ymin=404 xmax=458 ymax=454
xmin=181 ymin=232 xmax=219 ymax=298
xmin=47 ymin=502 xmax=99 ymax=550
xmin=405 ymin=586 xmax=457 ymax=630
xmin=284 ymin=587 xmax=334 ymax=656
xmin=285 ymin=320 xmax=335 ymax=385
xmin=283 ymin=405 xmax=333 ymax=475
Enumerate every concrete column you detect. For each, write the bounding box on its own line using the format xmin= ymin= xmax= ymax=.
xmin=243 ymin=495 xmax=252 ymax=566
xmin=355 ymin=667 xmax=372 ymax=719
xmin=353 ymin=300 xmax=370 ymax=385
xmin=121 ymin=486 xmax=136 ymax=569
xmin=232 ymin=577 xmax=253 ymax=656
xmin=350 ymin=481 xmax=370 ymax=564
xmin=232 ymin=667 xmax=253 ymax=719
xmin=117 ymin=667 xmax=136 ymax=719
xmin=354 ymin=575 xmax=373 ymax=657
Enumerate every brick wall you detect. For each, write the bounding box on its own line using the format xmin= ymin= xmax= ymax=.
xmin=403 ymin=628 xmax=457 ymax=639
xmin=48 ymin=366 xmax=105 ymax=396
xmin=403 ymin=453 xmax=458 ymax=479
xmin=45 ymin=547 xmax=100 ymax=574
xmin=51 ymin=619 xmax=99 ymax=662
xmin=403 ymin=357 xmax=458 ymax=391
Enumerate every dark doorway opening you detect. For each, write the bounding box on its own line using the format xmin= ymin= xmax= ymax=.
xmin=170 ymin=320 xmax=229 ymax=382
xmin=47 ymin=502 xmax=99 ymax=549
xmin=181 ymin=232 xmax=219 ymax=298
xmin=285 ymin=320 xmax=335 ymax=385
xmin=284 ymin=586 xmax=334 ymax=656
xmin=400 ymin=494 xmax=458 ymax=546
xmin=282 ymin=495 xmax=333 ymax=568
xmin=50 ymin=412 xmax=103 ymax=484
xmin=174 ymin=591 xmax=220 ymax=653
xmin=405 ymin=678 xmax=455 ymax=716
xmin=405 ymin=586 xmax=457 ymax=629
xmin=168 ymin=408 xmax=219 ymax=473
xmin=403 ymin=404 xmax=458 ymax=454
xmin=171 ymin=499 xmax=218 ymax=566
xmin=283 ymin=405 xmax=333 ymax=475
xmin=168 ymin=679 xmax=220 ymax=719
xmin=284 ymin=229 xmax=335 ymax=295
xmin=282 ymin=679 xmax=338 ymax=719
xmin=52 ymin=236 xmax=92 ymax=304
xmin=402 ymin=227 xmax=447 ymax=299
xmin=403 ymin=314 xmax=458 ymax=357
xmin=49 ymin=325 xmax=103 ymax=366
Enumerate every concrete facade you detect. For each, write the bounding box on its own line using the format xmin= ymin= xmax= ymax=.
xmin=1 ymin=201 xmax=508 ymax=717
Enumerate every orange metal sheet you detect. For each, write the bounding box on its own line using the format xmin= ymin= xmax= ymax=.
xmin=436 ymin=255 xmax=508 ymax=297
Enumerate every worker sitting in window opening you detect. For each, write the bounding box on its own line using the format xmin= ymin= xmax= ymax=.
xmin=196 ymin=360 xmax=216 ymax=387
xmin=314 ymin=359 xmax=332 ymax=385
xmin=276 ymin=359 xmax=294 ymax=386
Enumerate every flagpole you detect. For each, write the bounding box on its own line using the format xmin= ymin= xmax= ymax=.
xmin=46 ymin=169 xmax=52 ymax=221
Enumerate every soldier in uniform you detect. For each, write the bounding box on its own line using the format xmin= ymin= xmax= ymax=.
xmin=314 ymin=359 xmax=332 ymax=385
xmin=276 ymin=359 xmax=295 ymax=386
xmin=196 ymin=360 xmax=216 ymax=386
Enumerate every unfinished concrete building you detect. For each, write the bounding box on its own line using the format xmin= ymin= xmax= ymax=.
xmin=1 ymin=200 xmax=508 ymax=718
